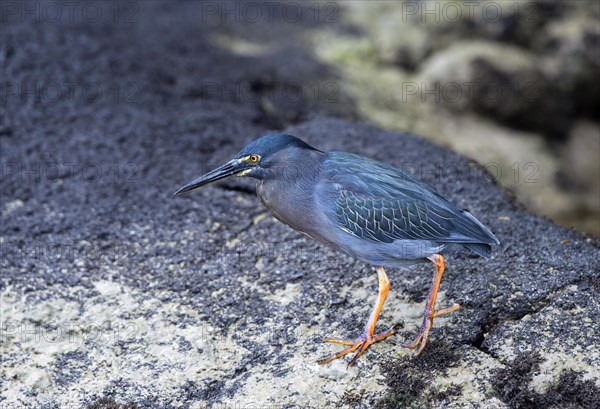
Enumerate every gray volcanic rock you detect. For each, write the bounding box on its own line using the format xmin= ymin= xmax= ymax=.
xmin=1 ymin=2 xmax=599 ymax=408
xmin=3 ymin=110 xmax=599 ymax=407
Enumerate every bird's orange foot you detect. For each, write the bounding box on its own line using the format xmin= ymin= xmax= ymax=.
xmin=317 ymin=327 xmax=396 ymax=368
xmin=317 ymin=267 xmax=395 ymax=368
xmin=400 ymin=303 xmax=460 ymax=354
xmin=400 ymin=254 xmax=460 ymax=355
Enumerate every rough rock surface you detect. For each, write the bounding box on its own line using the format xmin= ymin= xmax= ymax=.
xmin=1 ymin=2 xmax=599 ymax=408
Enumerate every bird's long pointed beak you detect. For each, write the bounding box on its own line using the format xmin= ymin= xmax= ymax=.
xmin=174 ymin=158 xmax=249 ymax=195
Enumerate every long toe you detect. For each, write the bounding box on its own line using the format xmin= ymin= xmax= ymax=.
xmin=401 ymin=303 xmax=460 ymax=355
xmin=400 ymin=323 xmax=429 ymax=354
xmin=316 ymin=339 xmax=365 ymax=365
xmin=317 ymin=327 xmax=395 ymax=367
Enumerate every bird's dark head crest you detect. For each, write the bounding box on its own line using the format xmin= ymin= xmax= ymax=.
xmin=236 ymin=133 xmax=319 ymax=159
xmin=175 ymin=133 xmax=321 ymax=195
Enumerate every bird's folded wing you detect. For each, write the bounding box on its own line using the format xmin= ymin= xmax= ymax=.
xmin=335 ymin=190 xmax=459 ymax=242
xmin=322 ymin=152 xmax=494 ymax=244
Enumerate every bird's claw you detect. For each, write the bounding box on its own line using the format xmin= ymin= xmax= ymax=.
xmin=400 ymin=303 xmax=460 ymax=355
xmin=317 ymin=327 xmax=396 ymax=368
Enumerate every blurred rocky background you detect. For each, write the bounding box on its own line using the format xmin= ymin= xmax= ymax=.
xmin=312 ymin=0 xmax=600 ymax=237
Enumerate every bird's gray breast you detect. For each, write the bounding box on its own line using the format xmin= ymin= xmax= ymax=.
xmin=256 ymin=177 xmax=328 ymax=243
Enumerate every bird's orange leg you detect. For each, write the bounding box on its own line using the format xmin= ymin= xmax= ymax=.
xmin=400 ymin=254 xmax=460 ymax=354
xmin=317 ymin=266 xmax=396 ymax=368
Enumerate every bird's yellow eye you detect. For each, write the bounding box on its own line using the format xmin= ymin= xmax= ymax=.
xmin=249 ymin=154 xmax=260 ymax=163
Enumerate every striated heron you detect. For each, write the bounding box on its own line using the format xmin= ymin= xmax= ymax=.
xmin=175 ymin=133 xmax=499 ymax=367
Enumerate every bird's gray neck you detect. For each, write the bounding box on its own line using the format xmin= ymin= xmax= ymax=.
xmin=255 ymin=149 xmax=325 ymax=236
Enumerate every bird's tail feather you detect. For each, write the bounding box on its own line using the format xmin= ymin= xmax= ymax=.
xmin=458 ymin=211 xmax=499 ymax=258
xmin=464 ymin=243 xmax=493 ymax=258
xmin=462 ymin=210 xmax=500 ymax=245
